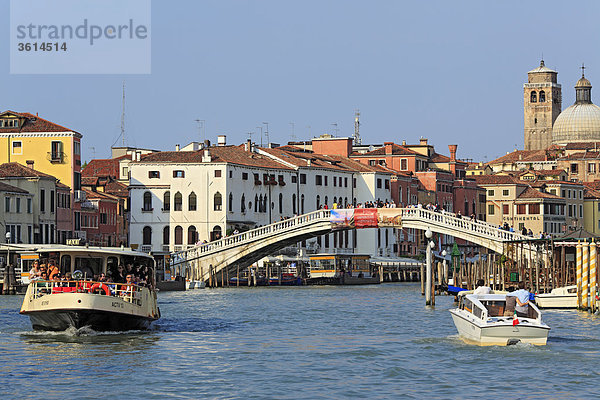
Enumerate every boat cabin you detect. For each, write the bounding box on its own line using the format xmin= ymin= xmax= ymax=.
xmin=458 ymin=293 xmax=541 ymax=321
xmin=308 ymin=253 xmax=372 ymax=279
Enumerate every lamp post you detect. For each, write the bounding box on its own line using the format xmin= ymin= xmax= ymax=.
xmin=425 ymin=228 xmax=433 ymax=305
xmin=442 ymin=249 xmax=447 ymax=285
xmin=3 ymin=232 xmax=10 ymax=295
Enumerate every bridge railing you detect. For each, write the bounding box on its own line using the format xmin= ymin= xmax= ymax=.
xmin=171 ymin=209 xmax=332 ymax=265
xmin=399 ymin=207 xmax=533 ymax=243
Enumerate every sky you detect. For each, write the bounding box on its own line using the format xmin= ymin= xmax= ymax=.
xmin=2 ymin=0 xmax=600 ymax=163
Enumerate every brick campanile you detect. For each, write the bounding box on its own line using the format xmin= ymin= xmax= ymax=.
xmin=523 ymin=60 xmax=562 ymax=150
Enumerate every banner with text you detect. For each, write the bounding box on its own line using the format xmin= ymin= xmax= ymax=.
xmin=353 ymin=209 xmax=378 ymax=229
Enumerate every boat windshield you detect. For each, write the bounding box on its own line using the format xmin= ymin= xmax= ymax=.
xmin=479 ymin=300 xmax=506 ymax=317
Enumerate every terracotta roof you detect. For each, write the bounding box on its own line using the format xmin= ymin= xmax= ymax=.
xmin=558 ymin=151 xmax=600 ymax=161
xmin=584 ymin=181 xmax=600 ymax=190
xmin=0 ymin=181 xmax=29 ymax=194
xmin=83 ymin=189 xmax=119 ymax=202
xmin=517 ymin=187 xmax=563 ymax=200
xmin=82 ymin=158 xmax=120 ymax=178
xmin=472 ymin=175 xmax=521 ymax=185
xmin=82 ymin=176 xmax=99 ymax=186
xmin=519 ymin=169 xmax=566 ymax=177
xmin=138 ymin=145 xmax=295 ymax=170
xmin=565 ymin=142 xmax=600 ymax=150
xmin=0 ymin=162 xmax=58 ymax=180
xmin=104 ymin=180 xmax=129 ymax=198
xmin=56 ymin=182 xmax=70 ymax=189
xmin=584 ymin=187 xmax=600 ymax=199
xmin=488 ymin=149 xmax=550 ymax=164
xmin=351 ymin=143 xmax=420 ymax=157
xmin=263 ymin=147 xmax=391 ymax=173
xmin=0 ymin=110 xmax=80 ymax=135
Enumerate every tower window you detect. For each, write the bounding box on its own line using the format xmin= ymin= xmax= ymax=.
xmin=539 ymin=90 xmax=545 ymax=102
xmin=530 ymin=91 xmax=537 ymax=103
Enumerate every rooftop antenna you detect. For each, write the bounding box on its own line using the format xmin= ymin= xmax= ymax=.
xmin=262 ymin=122 xmax=269 ymax=147
xmin=289 ymin=122 xmax=296 ymax=141
xmin=331 ymin=123 xmax=339 ymax=136
xmin=354 ymin=109 xmax=361 ymax=145
xmin=89 ymin=146 xmax=96 ymax=159
xmin=121 ymin=82 xmax=126 ymax=146
xmin=195 ymin=119 xmax=205 ymax=142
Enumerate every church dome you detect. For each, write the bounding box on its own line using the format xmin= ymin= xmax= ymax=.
xmin=552 ymin=103 xmax=600 ymax=144
xmin=552 ymin=70 xmax=600 ymax=145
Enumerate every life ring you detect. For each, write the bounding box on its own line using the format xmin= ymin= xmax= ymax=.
xmin=90 ymin=283 xmax=111 ymax=296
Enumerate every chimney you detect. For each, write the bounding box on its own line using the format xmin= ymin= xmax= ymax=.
xmin=202 ymin=148 xmax=212 ymax=162
xmin=175 ymin=144 xmax=180 ymax=151
xmin=419 ymin=138 xmax=428 ymax=146
xmin=217 ymin=135 xmax=226 ymax=146
xmin=26 ymin=160 xmax=34 ymax=169
xmin=131 ymin=152 xmax=135 ymax=161
xmin=402 ymin=140 xmax=406 ymax=146
xmin=204 ymin=139 xmax=211 ymax=149
xmin=448 ymin=144 xmax=457 ymax=162
xmin=384 ymin=142 xmax=394 ymax=155
xmin=245 ymin=139 xmax=252 ymax=152
xmin=136 ymin=151 xmax=141 ymax=162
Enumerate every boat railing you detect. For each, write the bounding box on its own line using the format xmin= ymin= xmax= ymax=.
xmin=29 ymin=280 xmax=145 ymax=305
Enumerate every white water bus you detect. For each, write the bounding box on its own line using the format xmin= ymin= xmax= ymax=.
xmin=9 ymin=244 xmax=160 ymax=331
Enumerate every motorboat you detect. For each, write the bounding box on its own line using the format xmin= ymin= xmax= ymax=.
xmin=535 ymin=285 xmax=577 ymax=309
xmin=449 ymin=292 xmax=550 ymax=346
xmin=15 ymin=244 xmax=160 ymax=331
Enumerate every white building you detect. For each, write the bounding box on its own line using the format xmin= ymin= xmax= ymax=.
xmin=129 ymin=140 xmax=395 ymax=260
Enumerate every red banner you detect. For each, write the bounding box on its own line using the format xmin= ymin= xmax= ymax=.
xmin=353 ymin=208 xmax=378 ymax=229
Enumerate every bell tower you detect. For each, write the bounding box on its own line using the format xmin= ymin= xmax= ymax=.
xmin=523 ymin=60 xmax=562 ymax=150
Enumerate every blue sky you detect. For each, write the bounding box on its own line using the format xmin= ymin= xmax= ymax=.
xmin=2 ymin=0 xmax=600 ymax=163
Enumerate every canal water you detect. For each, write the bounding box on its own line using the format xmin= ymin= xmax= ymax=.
xmin=1 ymin=284 xmax=599 ymax=399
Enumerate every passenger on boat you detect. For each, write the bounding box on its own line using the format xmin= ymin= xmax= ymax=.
xmin=29 ymin=262 xmax=41 ymax=281
xmin=98 ymin=273 xmax=108 ymax=282
xmin=48 ymin=263 xmax=60 ymax=280
xmin=506 ymin=282 xmax=531 ymax=317
xmin=473 ymin=279 xmax=491 ymax=295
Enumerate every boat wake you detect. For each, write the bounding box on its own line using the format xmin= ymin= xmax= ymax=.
xmin=17 ymin=326 xmax=147 ymax=338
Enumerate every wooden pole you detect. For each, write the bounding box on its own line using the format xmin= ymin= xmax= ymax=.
xmin=590 ymin=242 xmax=597 ymax=313
xmin=576 ymin=242 xmax=582 ymax=308
xmin=420 ymin=264 xmax=425 ymax=295
xmin=582 ymin=242 xmax=589 ymax=309
xmin=236 ymin=265 xmax=240 ymax=287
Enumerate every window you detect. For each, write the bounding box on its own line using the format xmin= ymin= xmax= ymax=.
xmin=242 ymin=172 xmax=248 ymax=180
xmin=214 ymin=192 xmax=222 ymax=211
xmin=561 ymin=189 xmax=566 ymax=198
xmin=163 ymin=226 xmax=169 ymax=245
xmin=142 ymin=226 xmax=152 ymax=245
xmin=16 ymin=198 xmax=20 ymax=213
xmin=11 ymin=141 xmax=22 ymax=155
xmin=74 ymin=172 xmax=81 ymax=191
xmin=502 ymin=189 xmax=509 ymax=196
xmin=487 ymin=190 xmax=495 ymax=196
xmin=241 ymin=194 xmax=246 ymax=213
xmin=40 ymin=189 xmax=45 ymax=212
xmin=316 ymin=175 xmax=322 ymax=186
xmin=316 ymin=195 xmax=321 ymax=209
xmin=50 ymin=190 xmax=55 ymax=212
xmin=279 ymin=193 xmax=283 ymax=214
xmin=292 ymin=194 xmax=297 ymax=214
xmin=214 ymin=170 xmax=222 ymax=177
xmin=292 ymin=176 xmax=297 ymax=183
xmin=4 ymin=197 xmax=9 ymax=213
xmin=188 ymin=192 xmax=197 ymax=211
xmin=353 ymin=178 xmax=357 ymax=188
xmin=188 ymin=226 xmax=197 ymax=245
xmin=143 ymin=192 xmax=152 ymax=211
xmin=301 ymin=194 xmax=305 ymax=214
xmin=385 ymin=180 xmax=390 ymax=189
xmin=571 ymin=164 xmax=578 ymax=174
xmin=580 ymin=205 xmax=583 ymax=218
xmin=377 ymin=179 xmax=382 ymax=189
xmin=229 ymin=171 xmax=233 ymax=178
xmin=488 ymin=204 xmax=495 ymax=215
xmin=174 ymin=192 xmax=182 ymax=211
xmin=122 ymin=166 xmax=129 ymax=178
xmin=517 ymin=204 xmax=526 ymax=214
xmin=27 ymin=198 xmax=32 ymax=213
xmin=479 ymin=194 xmax=486 ymax=202
xmin=369 ymin=160 xmax=377 ymax=166
xmin=173 ymin=170 xmax=185 ymax=178
xmin=580 ymin=191 xmax=583 ymax=199
xmin=333 ymin=177 xmax=337 ymax=186
xmin=300 ymin=174 xmax=306 ymax=184
xmin=50 ymin=141 xmax=63 ymax=162
xmin=503 ymin=204 xmax=509 ymax=214
xmin=344 ymin=177 xmax=348 ymax=187
xmin=539 ymin=90 xmax=545 ymax=102
xmin=163 ymin=191 xmax=170 ymax=211
xmin=100 ymin=213 xmax=107 ymax=224
xmin=400 ymin=159 xmax=408 ymax=171
xmin=530 ymin=91 xmax=537 ymax=103
xmin=74 ymin=141 xmax=81 ymax=155
xmin=589 ymin=163 xmax=597 ymax=174
xmin=324 ymin=176 xmax=328 ymax=186
xmin=529 ymin=203 xmax=540 ymax=214
xmin=174 ymin=226 xmax=183 ymax=245
xmin=149 ymin=171 xmax=160 ymax=179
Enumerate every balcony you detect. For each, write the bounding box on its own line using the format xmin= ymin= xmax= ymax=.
xmin=47 ymin=151 xmax=65 ymax=163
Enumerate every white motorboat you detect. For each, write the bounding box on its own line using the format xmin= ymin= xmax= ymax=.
xmin=15 ymin=244 xmax=160 ymax=331
xmin=449 ymin=292 xmax=550 ymax=346
xmin=535 ymin=285 xmax=578 ymax=309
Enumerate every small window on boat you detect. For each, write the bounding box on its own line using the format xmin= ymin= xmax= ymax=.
xmin=75 ymin=257 xmax=102 ymax=279
xmin=60 ymin=255 xmax=71 ymax=275
xmin=473 ymin=306 xmax=483 ymax=319
xmin=107 ymin=256 xmax=119 ymax=277
xmin=464 ymin=298 xmax=473 ymax=312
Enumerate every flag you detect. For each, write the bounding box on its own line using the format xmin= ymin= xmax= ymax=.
xmin=513 ymin=310 xmax=520 ymax=326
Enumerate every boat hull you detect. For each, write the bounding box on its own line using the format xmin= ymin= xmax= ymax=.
xmin=26 ymin=309 xmax=155 ymax=331
xmin=450 ymin=310 xmax=549 ymax=346
xmin=535 ymin=294 xmax=577 ymax=309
